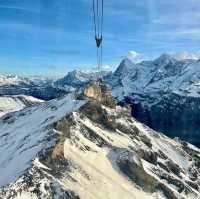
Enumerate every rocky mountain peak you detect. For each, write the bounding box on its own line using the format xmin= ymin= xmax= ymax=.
xmin=114 ymin=58 xmax=134 ymax=76
xmin=153 ymin=53 xmax=177 ymax=66
xmin=121 ymin=57 xmax=133 ymax=66
xmin=83 ymin=79 xmax=116 ymax=108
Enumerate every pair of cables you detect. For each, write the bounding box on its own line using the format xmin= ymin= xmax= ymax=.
xmin=92 ymin=0 xmax=104 ymax=71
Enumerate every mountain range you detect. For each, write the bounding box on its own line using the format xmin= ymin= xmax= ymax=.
xmin=0 ymin=75 xmax=66 ymax=100
xmin=1 ymin=54 xmax=200 ymax=148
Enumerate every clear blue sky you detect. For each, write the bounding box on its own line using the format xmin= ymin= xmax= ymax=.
xmin=0 ymin=0 xmax=200 ymax=76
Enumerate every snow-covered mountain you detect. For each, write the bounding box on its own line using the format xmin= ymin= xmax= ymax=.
xmin=0 ymin=75 xmax=26 ymax=86
xmin=54 ymin=70 xmax=111 ymax=91
xmin=0 ymin=75 xmax=52 ymax=87
xmin=107 ymin=54 xmax=200 ymax=98
xmin=0 ymin=82 xmax=200 ymax=199
xmin=0 ymin=95 xmax=44 ymax=118
xmin=106 ymin=54 xmax=200 ymax=147
xmin=0 ymin=75 xmax=66 ymax=100
xmin=0 ymin=71 xmax=111 ymax=101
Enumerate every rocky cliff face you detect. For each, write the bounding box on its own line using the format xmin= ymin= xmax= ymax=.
xmin=125 ymin=93 xmax=200 ymax=147
xmin=0 ymin=86 xmax=200 ymax=199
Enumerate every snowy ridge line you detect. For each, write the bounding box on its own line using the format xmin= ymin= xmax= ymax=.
xmin=0 ymin=94 xmax=86 ymax=187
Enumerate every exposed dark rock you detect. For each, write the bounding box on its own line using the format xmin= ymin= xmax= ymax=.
xmin=158 ymin=183 xmax=179 ymax=199
xmin=166 ymin=160 xmax=182 ymax=177
xmin=53 ymin=115 xmax=75 ymax=139
xmin=116 ymin=123 xmax=139 ymax=137
xmin=157 ymin=161 xmax=170 ymax=172
xmin=188 ymin=167 xmax=198 ymax=181
xmin=126 ymin=94 xmax=200 ymax=148
xmin=139 ymin=134 xmax=152 ymax=148
xmin=159 ymin=172 xmax=185 ymax=193
xmin=158 ymin=149 xmax=168 ymax=160
xmin=185 ymin=180 xmax=199 ymax=191
xmin=79 ymin=101 xmax=117 ymax=131
xmin=137 ymin=149 xmax=158 ymax=165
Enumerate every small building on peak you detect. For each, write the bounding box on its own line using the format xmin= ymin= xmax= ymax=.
xmin=83 ymin=79 xmax=116 ymax=108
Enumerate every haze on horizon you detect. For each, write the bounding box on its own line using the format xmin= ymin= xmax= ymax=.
xmin=0 ymin=0 xmax=200 ymax=76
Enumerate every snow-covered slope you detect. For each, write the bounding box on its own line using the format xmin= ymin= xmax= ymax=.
xmin=0 ymin=84 xmax=199 ymax=199
xmin=0 ymin=94 xmax=85 ymax=188
xmin=0 ymin=95 xmax=44 ymax=118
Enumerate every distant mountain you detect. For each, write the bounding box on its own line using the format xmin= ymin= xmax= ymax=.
xmin=54 ymin=70 xmax=111 ymax=91
xmin=106 ymin=54 xmax=200 ymax=147
xmin=0 ymin=95 xmax=43 ymax=118
xmin=0 ymin=75 xmax=66 ymax=100
xmin=107 ymin=54 xmax=200 ymax=98
xmin=0 ymin=71 xmax=111 ymax=100
xmin=0 ymin=75 xmax=52 ymax=86
xmin=0 ymin=84 xmax=200 ymax=199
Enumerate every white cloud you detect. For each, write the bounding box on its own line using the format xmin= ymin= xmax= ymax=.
xmin=125 ymin=51 xmax=141 ymax=63
xmin=127 ymin=51 xmax=140 ymax=58
xmin=172 ymin=51 xmax=200 ymax=61
xmin=101 ymin=64 xmax=113 ymax=71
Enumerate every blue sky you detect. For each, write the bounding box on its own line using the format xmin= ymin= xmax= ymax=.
xmin=0 ymin=0 xmax=200 ymax=76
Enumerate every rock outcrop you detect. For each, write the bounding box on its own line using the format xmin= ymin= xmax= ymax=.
xmin=83 ymin=79 xmax=116 ymax=108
